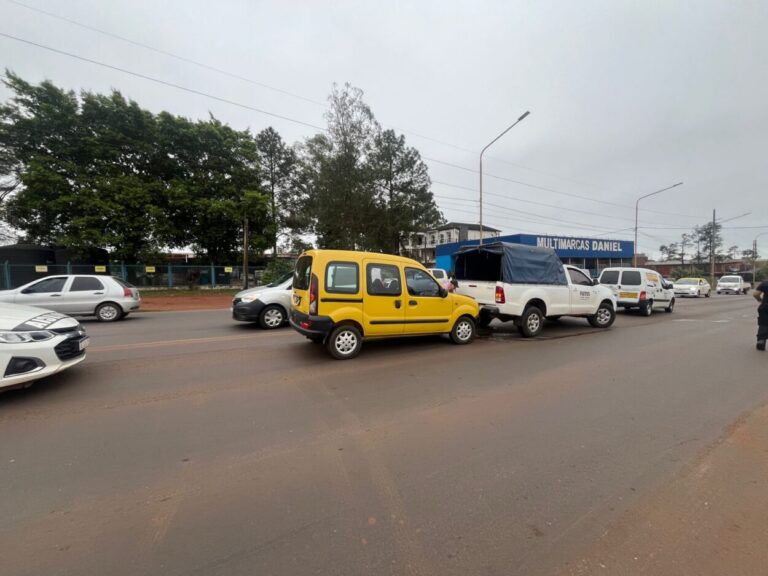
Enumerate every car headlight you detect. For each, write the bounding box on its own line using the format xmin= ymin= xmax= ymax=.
xmin=0 ymin=330 xmax=55 ymax=343
xmin=240 ymin=293 xmax=262 ymax=303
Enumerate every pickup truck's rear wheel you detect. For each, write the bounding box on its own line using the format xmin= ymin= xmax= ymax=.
xmin=519 ymin=306 xmax=544 ymax=338
xmin=450 ymin=316 xmax=476 ymax=344
xmin=588 ymin=302 xmax=615 ymax=328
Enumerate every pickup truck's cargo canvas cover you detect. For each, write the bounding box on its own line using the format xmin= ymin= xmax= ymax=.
xmin=454 ymin=242 xmax=568 ymax=285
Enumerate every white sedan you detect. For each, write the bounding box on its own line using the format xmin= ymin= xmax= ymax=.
xmin=673 ymin=277 xmax=711 ymax=298
xmin=0 ymin=303 xmax=88 ymax=391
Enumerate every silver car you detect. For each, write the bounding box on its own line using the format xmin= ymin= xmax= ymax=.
xmin=0 ymin=275 xmax=141 ymax=321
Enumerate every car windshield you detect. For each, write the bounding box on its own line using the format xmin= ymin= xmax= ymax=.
xmin=720 ymin=276 xmax=740 ymax=283
xmin=266 ymin=271 xmax=293 ymax=288
xmin=676 ymin=279 xmax=697 ymax=285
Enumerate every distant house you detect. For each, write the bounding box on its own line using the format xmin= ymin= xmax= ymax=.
xmin=400 ymin=222 xmax=501 ymax=265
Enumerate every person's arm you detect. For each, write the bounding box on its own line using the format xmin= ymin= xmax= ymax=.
xmin=754 ymin=287 xmax=764 ymax=303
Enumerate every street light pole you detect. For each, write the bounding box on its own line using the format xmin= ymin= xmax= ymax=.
xmin=753 ymin=232 xmax=768 ymax=285
xmin=633 ymin=182 xmax=683 ymax=266
xmin=479 ymin=110 xmax=530 ymax=245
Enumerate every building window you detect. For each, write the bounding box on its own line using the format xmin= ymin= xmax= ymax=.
xmin=439 ymin=233 xmax=445 ymax=244
xmin=430 ymin=234 xmax=436 ymax=245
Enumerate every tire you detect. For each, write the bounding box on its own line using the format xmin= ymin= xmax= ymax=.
xmin=258 ymin=304 xmax=285 ymax=329
xmin=477 ymin=309 xmax=493 ymax=329
xmin=96 ymin=302 xmax=123 ymax=322
xmin=588 ymin=302 xmax=615 ymax=328
xmin=696 ymin=290 xmax=700 ymax=297
xmin=450 ymin=316 xmax=476 ymax=344
xmin=519 ymin=306 xmax=544 ymax=338
xmin=705 ymin=291 xmax=710 ymax=298
xmin=641 ymin=300 xmax=653 ymax=317
xmin=665 ymin=298 xmax=675 ymax=313
xmin=326 ymin=325 xmax=363 ymax=360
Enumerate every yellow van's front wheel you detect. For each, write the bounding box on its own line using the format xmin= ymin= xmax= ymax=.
xmin=327 ymin=325 xmax=363 ymax=359
xmin=450 ymin=316 xmax=476 ymax=345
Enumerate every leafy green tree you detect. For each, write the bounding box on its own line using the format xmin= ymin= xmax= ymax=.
xmin=659 ymin=243 xmax=679 ymax=261
xmin=695 ymin=221 xmax=723 ymax=262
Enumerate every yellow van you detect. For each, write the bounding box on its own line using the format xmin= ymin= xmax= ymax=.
xmin=289 ymin=249 xmax=480 ymax=359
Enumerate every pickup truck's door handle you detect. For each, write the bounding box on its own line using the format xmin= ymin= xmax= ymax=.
xmin=409 ymin=300 xmax=417 ymax=306
xmin=394 ymin=300 xmax=401 ymax=309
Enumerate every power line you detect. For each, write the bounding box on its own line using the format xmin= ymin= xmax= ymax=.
xmin=5 ymin=0 xmax=635 ymax=196
xmin=1 ymin=29 xmax=706 ymax=238
xmin=4 ymin=0 xmax=705 ymax=224
xmin=5 ymin=0 xmax=328 ymax=108
xmin=0 ymin=32 xmax=327 ymax=131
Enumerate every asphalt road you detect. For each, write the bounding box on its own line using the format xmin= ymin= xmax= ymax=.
xmin=0 ymin=294 xmax=765 ymax=576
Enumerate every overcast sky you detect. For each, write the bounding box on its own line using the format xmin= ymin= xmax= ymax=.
xmin=1 ymin=0 xmax=767 ymax=258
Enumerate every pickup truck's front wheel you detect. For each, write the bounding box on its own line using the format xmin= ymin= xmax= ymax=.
xmin=588 ymin=302 xmax=615 ymax=328
xmin=519 ymin=306 xmax=544 ymax=338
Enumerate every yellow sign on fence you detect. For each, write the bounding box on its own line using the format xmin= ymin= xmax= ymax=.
xmin=35 ymin=265 xmax=48 ymax=273
xmin=224 ymin=266 xmax=233 ymax=273
xmin=95 ymin=265 xmax=107 ymax=273
xmin=146 ymin=266 xmax=156 ymax=273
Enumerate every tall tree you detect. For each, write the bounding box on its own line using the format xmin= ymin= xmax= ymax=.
xmin=300 ymin=84 xmax=442 ymax=253
xmin=695 ymin=221 xmax=723 ymax=263
xmin=368 ymin=129 xmax=442 ymax=253
xmin=659 ymin=242 xmax=679 ymax=261
xmin=255 ymin=127 xmax=299 ymax=258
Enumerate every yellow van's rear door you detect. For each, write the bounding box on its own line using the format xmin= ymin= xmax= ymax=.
xmin=292 ymin=254 xmax=313 ymax=315
xmin=362 ymin=260 xmax=404 ymax=336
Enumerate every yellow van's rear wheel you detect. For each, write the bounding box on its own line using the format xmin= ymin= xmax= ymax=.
xmin=327 ymin=325 xmax=363 ymax=359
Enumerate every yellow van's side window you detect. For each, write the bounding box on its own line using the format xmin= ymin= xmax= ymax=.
xmin=405 ymin=267 xmax=441 ymax=297
xmin=366 ymin=264 xmax=401 ymax=296
xmin=325 ymin=262 xmax=359 ymax=294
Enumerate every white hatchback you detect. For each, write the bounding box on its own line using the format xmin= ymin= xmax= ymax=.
xmin=0 ymin=275 xmax=140 ymax=321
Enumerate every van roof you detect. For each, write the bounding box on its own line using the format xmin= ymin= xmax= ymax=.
xmin=299 ymin=249 xmax=422 ymax=267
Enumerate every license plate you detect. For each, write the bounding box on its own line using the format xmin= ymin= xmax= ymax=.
xmin=78 ymin=337 xmax=90 ymax=351
xmin=619 ymin=291 xmax=638 ymax=299
xmin=293 ymin=295 xmax=301 ymax=305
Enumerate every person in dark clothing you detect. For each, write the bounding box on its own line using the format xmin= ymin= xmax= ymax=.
xmin=754 ymin=280 xmax=768 ymax=351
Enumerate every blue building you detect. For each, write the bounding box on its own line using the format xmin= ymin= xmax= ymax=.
xmin=435 ymin=233 xmax=634 ymax=277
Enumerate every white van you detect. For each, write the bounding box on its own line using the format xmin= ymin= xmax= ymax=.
xmin=598 ymin=267 xmax=675 ymax=315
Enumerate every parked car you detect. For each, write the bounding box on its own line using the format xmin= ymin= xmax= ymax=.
xmin=716 ymin=275 xmax=751 ymax=294
xmin=0 ymin=303 xmax=88 ymax=391
xmin=454 ymin=242 xmax=617 ymax=336
xmin=598 ymin=267 xmax=675 ymax=315
xmin=290 ymin=250 xmax=479 ymax=359
xmin=673 ymin=277 xmax=711 ymax=298
xmin=0 ymin=275 xmax=140 ymax=321
xmin=231 ymin=272 xmax=293 ymax=328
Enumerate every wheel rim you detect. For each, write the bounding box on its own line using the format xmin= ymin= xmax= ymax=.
xmin=455 ymin=320 xmax=473 ymax=341
xmin=527 ymin=313 xmax=541 ymax=333
xmin=100 ymin=305 xmax=118 ymax=320
xmin=596 ymin=307 xmax=612 ymax=325
xmin=645 ymin=302 xmax=652 ymax=315
xmin=334 ymin=330 xmax=358 ymax=355
xmin=263 ymin=308 xmax=283 ymax=327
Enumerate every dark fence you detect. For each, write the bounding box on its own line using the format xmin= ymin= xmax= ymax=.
xmin=0 ymin=263 xmax=270 ymax=290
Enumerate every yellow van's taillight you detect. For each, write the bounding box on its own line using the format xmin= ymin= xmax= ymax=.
xmin=309 ymin=273 xmax=319 ymax=315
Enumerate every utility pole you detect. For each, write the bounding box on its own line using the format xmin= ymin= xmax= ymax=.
xmin=242 ymin=215 xmax=249 ymax=289
xmin=710 ymin=209 xmax=716 ymax=288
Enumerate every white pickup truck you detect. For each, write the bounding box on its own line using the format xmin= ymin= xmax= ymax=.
xmin=453 ymin=242 xmax=617 ymax=337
